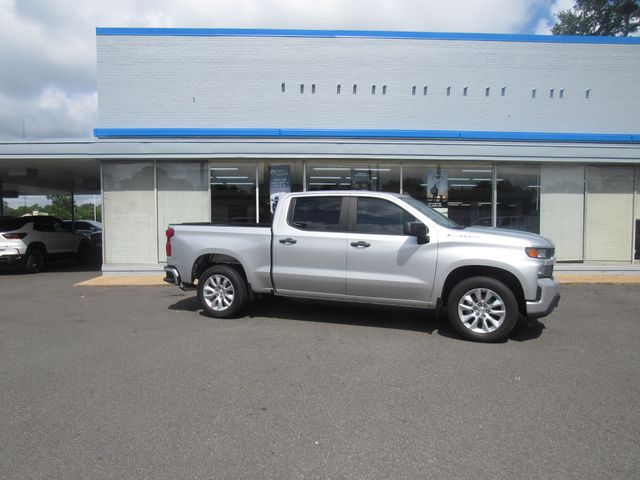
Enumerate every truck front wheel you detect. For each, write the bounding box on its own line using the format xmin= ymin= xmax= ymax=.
xmin=197 ymin=265 xmax=248 ymax=318
xmin=447 ymin=276 xmax=519 ymax=342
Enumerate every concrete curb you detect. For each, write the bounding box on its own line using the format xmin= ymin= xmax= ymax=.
xmin=555 ymin=274 xmax=640 ymax=284
xmin=74 ymin=275 xmax=167 ymax=287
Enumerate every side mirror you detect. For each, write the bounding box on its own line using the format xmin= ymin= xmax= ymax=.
xmin=404 ymin=221 xmax=430 ymax=245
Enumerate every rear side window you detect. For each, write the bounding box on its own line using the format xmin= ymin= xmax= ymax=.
xmin=290 ymin=197 xmax=342 ymax=232
xmin=33 ymin=218 xmax=55 ymax=232
xmin=0 ymin=218 xmax=29 ymax=231
xmin=355 ymin=197 xmax=416 ymax=235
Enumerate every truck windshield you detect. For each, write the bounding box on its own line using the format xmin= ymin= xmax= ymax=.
xmin=400 ymin=196 xmax=463 ymax=229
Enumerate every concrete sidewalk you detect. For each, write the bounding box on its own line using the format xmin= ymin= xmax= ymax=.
xmin=74 ymin=273 xmax=640 ymax=287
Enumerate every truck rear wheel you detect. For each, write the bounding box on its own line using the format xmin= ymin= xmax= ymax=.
xmin=197 ymin=265 xmax=248 ymax=318
xmin=447 ymin=276 xmax=519 ymax=342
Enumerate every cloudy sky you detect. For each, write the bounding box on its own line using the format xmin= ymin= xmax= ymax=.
xmin=0 ymin=0 xmax=574 ymax=141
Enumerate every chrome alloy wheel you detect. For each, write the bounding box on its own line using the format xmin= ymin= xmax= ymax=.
xmin=202 ymin=274 xmax=235 ymax=311
xmin=457 ymin=288 xmax=506 ymax=334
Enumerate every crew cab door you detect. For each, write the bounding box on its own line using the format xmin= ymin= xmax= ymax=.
xmin=345 ymin=196 xmax=438 ymax=306
xmin=272 ymin=195 xmax=348 ymax=296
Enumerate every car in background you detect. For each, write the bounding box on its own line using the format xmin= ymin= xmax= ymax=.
xmin=62 ymin=220 xmax=102 ymax=256
xmin=61 ymin=220 xmax=102 ymax=237
xmin=0 ymin=216 xmax=92 ymax=273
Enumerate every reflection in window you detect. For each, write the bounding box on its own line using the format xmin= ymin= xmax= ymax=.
xmin=497 ymin=165 xmax=541 ymax=233
xmin=306 ymin=162 xmax=400 ymax=193
xmin=103 ymin=162 xmax=154 ymax=191
xmin=210 ymin=163 xmax=257 ymax=223
xmin=403 ymin=164 xmax=492 ymax=227
xmin=290 ymin=197 xmax=342 ymax=231
xmin=356 ymin=197 xmax=416 ymax=235
xmin=157 ymin=162 xmax=207 ymax=191
xmin=258 ymin=160 xmax=304 ymax=224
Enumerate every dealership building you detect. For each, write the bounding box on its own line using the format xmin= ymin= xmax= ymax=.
xmin=1 ymin=27 xmax=639 ymax=272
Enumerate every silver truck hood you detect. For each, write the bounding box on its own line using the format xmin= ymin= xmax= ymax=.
xmin=447 ymin=226 xmax=555 ymax=248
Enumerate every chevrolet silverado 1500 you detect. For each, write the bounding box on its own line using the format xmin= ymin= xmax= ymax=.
xmin=164 ymin=191 xmax=560 ymax=342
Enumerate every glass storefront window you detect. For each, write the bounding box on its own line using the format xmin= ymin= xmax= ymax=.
xmin=636 ymin=167 xmax=640 ymax=260
xmin=403 ymin=163 xmax=492 ymax=227
xmin=210 ymin=163 xmax=257 ymax=223
xmin=540 ymin=164 xmax=585 ymax=261
xmin=585 ymin=165 xmax=634 ymax=262
xmin=157 ymin=161 xmax=209 ymax=261
xmin=305 ymin=161 xmax=400 ymax=193
xmin=258 ymin=160 xmax=304 ymax=223
xmin=496 ymin=164 xmax=541 ymax=233
xmin=102 ymin=162 xmax=156 ymax=264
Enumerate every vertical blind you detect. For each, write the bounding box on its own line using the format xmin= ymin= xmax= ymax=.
xmin=540 ymin=165 xmax=585 ymax=261
xmin=157 ymin=162 xmax=209 ymax=262
xmin=585 ymin=166 xmax=634 ymax=262
xmin=103 ymin=162 xmax=158 ymax=264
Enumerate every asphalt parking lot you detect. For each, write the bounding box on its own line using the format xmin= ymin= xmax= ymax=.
xmin=0 ymin=269 xmax=638 ymax=480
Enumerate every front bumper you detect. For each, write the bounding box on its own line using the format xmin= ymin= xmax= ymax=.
xmin=526 ymin=277 xmax=561 ymax=320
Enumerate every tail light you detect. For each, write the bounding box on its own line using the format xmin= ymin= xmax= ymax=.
xmin=165 ymin=227 xmax=175 ymax=257
xmin=3 ymin=232 xmax=27 ymax=240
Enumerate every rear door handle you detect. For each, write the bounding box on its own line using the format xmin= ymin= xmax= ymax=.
xmin=279 ymin=238 xmax=297 ymax=245
xmin=350 ymin=241 xmax=371 ymax=248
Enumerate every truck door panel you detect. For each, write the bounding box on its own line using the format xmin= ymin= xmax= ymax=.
xmin=272 ymin=196 xmax=348 ymax=295
xmin=346 ymin=197 xmax=437 ymax=303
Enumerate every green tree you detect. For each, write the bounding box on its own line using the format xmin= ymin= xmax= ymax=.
xmin=75 ymin=203 xmax=102 ymax=222
xmin=2 ymin=203 xmax=42 ymax=217
xmin=44 ymin=194 xmax=74 ymax=219
xmin=552 ymin=0 xmax=640 ymax=36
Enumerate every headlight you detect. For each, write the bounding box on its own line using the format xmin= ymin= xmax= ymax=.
xmin=525 ymin=247 xmax=555 ymax=259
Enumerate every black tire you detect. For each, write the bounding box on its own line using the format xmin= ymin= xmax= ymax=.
xmin=24 ymin=247 xmax=46 ymax=274
xmin=197 ymin=265 xmax=248 ymax=318
xmin=447 ymin=276 xmax=519 ymax=342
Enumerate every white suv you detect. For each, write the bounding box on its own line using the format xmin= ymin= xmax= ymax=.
xmin=0 ymin=216 xmax=92 ymax=273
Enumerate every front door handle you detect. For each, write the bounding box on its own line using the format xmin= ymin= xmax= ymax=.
xmin=279 ymin=238 xmax=297 ymax=245
xmin=350 ymin=241 xmax=371 ymax=248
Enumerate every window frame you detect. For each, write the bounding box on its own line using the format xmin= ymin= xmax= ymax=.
xmin=286 ymin=195 xmax=349 ymax=232
xmin=348 ymin=196 xmax=418 ymax=236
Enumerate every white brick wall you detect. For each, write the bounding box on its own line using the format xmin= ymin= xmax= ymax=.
xmin=97 ymin=34 xmax=640 ymax=134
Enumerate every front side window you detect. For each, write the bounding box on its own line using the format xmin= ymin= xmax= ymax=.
xmin=53 ymin=220 xmax=67 ymax=232
xmin=355 ymin=197 xmax=416 ymax=235
xmin=290 ymin=197 xmax=342 ymax=232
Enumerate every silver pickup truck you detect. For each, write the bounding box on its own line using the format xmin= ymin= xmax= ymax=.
xmin=164 ymin=191 xmax=560 ymax=342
